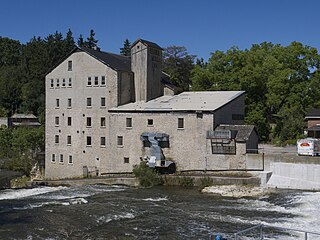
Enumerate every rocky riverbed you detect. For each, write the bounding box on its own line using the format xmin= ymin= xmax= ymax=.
xmin=202 ymin=185 xmax=275 ymax=198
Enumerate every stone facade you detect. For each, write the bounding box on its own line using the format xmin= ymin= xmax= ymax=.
xmin=45 ymin=39 xmax=256 ymax=180
xmin=45 ymin=51 xmax=120 ymax=179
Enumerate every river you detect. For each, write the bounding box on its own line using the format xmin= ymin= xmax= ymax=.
xmin=0 ymin=185 xmax=319 ymax=239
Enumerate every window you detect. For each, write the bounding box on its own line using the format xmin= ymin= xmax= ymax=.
xmin=62 ymin=78 xmax=66 ymax=87
xmin=100 ymin=137 xmax=106 ymax=147
xmin=56 ymin=99 xmax=60 ymax=108
xmin=117 ymin=136 xmax=123 ymax=146
xmin=211 ymin=138 xmax=236 ymax=155
xmin=147 ymin=119 xmax=153 ymax=126
xmin=87 ymin=77 xmax=92 ymax=86
xmin=67 ymin=135 xmax=71 ymax=145
xmin=101 ymin=76 xmax=106 ymax=85
xmin=87 ymin=97 xmax=92 ymax=107
xmin=55 ymin=135 xmax=59 ymax=144
xmin=50 ymin=79 xmax=54 ymax=88
xmin=56 ymin=79 xmax=59 ymax=87
xmin=55 ymin=116 xmax=59 ymax=126
xmin=68 ymin=60 xmax=72 ymax=71
xmin=68 ymin=78 xmax=72 ymax=87
xmin=60 ymin=154 xmax=64 ymax=163
xmin=87 ymin=136 xmax=92 ymax=146
xmin=126 ymin=118 xmax=132 ymax=128
xmin=86 ymin=117 xmax=92 ymax=127
xmin=101 ymin=117 xmax=106 ymax=127
xmin=51 ymin=154 xmax=55 ymax=163
xmin=67 ymin=117 xmax=72 ymax=126
xmin=94 ymin=76 xmax=99 ymax=86
xmin=124 ymin=157 xmax=129 ymax=164
xmin=68 ymin=155 xmax=73 ymax=164
xmin=178 ymin=118 xmax=184 ymax=129
xmin=101 ymin=97 xmax=106 ymax=107
xmin=68 ymin=98 xmax=72 ymax=108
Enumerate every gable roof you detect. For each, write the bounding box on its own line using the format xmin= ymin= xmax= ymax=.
xmin=215 ymin=124 xmax=256 ymax=142
xmin=131 ymin=38 xmax=162 ymax=50
xmin=46 ymin=45 xmax=131 ymax=75
xmin=80 ymin=46 xmax=131 ymax=72
xmin=109 ymin=91 xmax=245 ymax=113
xmin=306 ymin=108 xmax=320 ymax=119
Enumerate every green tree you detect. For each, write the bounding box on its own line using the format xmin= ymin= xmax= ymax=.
xmin=120 ymin=39 xmax=131 ymax=56
xmin=6 ymin=126 xmax=44 ymax=175
xmin=78 ymin=34 xmax=84 ymax=47
xmin=163 ymin=46 xmax=196 ymax=90
xmin=86 ymin=29 xmax=98 ymax=49
xmin=192 ymin=41 xmax=320 ymax=142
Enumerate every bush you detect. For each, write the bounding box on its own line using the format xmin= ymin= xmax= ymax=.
xmin=198 ymin=176 xmax=213 ymax=191
xmin=132 ymin=161 xmax=163 ymax=188
xmin=178 ymin=176 xmax=194 ymax=187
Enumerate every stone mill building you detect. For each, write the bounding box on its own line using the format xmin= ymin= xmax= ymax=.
xmin=45 ymin=39 xmax=258 ymax=180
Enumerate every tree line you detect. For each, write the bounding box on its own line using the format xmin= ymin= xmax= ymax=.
xmin=192 ymin=42 xmax=320 ymax=143
xmin=1 ymin=30 xmax=320 ymax=144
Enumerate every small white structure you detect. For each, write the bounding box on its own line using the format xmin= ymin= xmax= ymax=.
xmin=297 ymin=138 xmax=320 ymax=156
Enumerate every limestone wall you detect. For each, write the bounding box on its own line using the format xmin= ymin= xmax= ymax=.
xmin=45 ymin=51 xmax=119 ymax=179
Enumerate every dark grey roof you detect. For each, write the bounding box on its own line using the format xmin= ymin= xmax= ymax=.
xmin=80 ymin=46 xmax=131 ymax=72
xmin=131 ymin=38 xmax=162 ymax=49
xmin=306 ymin=108 xmax=320 ymax=118
xmin=161 ymin=72 xmax=183 ymax=94
xmin=215 ymin=125 xmax=256 ymax=142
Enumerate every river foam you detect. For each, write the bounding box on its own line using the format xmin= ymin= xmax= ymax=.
xmin=0 ymin=186 xmax=68 ymax=200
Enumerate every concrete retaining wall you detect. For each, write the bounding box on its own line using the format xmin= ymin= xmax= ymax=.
xmin=267 ymin=162 xmax=320 ymax=190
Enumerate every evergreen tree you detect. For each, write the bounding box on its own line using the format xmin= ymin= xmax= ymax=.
xmin=120 ymin=39 xmax=131 ymax=56
xmin=64 ymin=28 xmax=75 ymax=52
xmin=86 ymin=29 xmax=98 ymax=49
xmin=78 ymin=34 xmax=84 ymax=47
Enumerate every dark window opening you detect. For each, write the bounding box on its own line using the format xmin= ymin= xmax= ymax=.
xmin=68 ymin=60 xmax=72 ymax=71
xmin=101 ymin=117 xmax=106 ymax=127
xmin=117 ymin=136 xmax=123 ymax=146
xmin=126 ymin=118 xmax=132 ymax=128
xmin=100 ymin=137 xmax=106 ymax=146
xmin=87 ymin=97 xmax=92 ymax=107
xmin=55 ymin=135 xmax=59 ymax=144
xmin=86 ymin=117 xmax=92 ymax=127
xmin=101 ymin=76 xmax=106 ymax=85
xmin=101 ymin=97 xmax=106 ymax=107
xmin=87 ymin=136 xmax=92 ymax=146
xmin=178 ymin=118 xmax=184 ymax=129
xmin=211 ymin=138 xmax=236 ymax=155
xmin=147 ymin=119 xmax=153 ymax=126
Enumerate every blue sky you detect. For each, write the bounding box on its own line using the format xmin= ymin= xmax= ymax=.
xmin=1 ymin=0 xmax=319 ymax=61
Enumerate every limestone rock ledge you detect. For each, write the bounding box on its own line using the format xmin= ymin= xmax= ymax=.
xmin=202 ymin=185 xmax=274 ymax=198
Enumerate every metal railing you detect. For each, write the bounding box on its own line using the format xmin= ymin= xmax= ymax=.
xmin=234 ymin=224 xmax=320 ymax=240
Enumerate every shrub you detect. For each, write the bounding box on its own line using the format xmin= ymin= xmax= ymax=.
xmin=198 ymin=176 xmax=213 ymax=191
xmin=132 ymin=161 xmax=163 ymax=188
xmin=178 ymin=176 xmax=194 ymax=187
